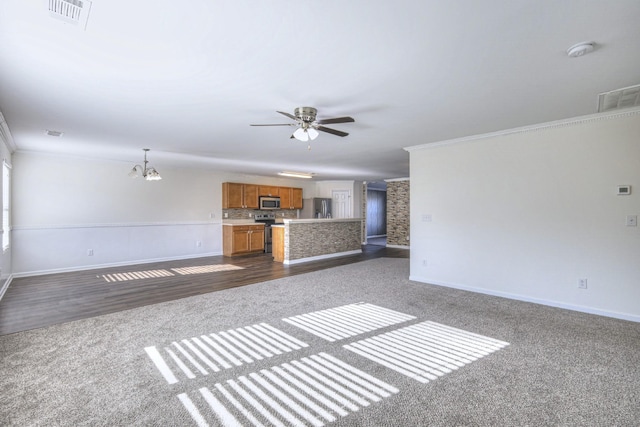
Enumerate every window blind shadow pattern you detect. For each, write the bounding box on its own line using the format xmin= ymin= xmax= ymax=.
xmin=177 ymin=352 xmax=399 ymax=427
xmin=101 ymin=264 xmax=244 ymax=282
xmin=344 ymin=321 xmax=510 ymax=383
xmin=145 ymin=323 xmax=309 ymax=384
xmin=282 ymin=302 xmax=416 ymax=342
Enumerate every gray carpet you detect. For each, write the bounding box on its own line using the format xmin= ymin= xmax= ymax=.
xmin=1 ymin=258 xmax=639 ymax=426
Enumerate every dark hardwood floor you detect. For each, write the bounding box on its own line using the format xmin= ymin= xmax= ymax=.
xmin=0 ymin=245 xmax=408 ymax=336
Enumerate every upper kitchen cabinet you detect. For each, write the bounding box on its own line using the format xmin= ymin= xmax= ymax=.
xmin=259 ymin=186 xmax=280 ymax=197
xmin=222 ymin=183 xmax=259 ymax=209
xmin=280 ymin=187 xmax=303 ymax=209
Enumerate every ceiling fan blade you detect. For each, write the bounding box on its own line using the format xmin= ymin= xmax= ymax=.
xmin=316 ymin=116 xmax=355 ymax=125
xmin=276 ymin=111 xmax=298 ymax=121
xmin=316 ymin=125 xmax=349 ymax=137
xmin=250 ymin=124 xmax=295 ymax=126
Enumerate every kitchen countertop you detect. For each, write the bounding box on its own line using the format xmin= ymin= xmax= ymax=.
xmin=282 ymin=218 xmax=363 ymax=223
xmin=222 ymin=220 xmax=264 ymax=226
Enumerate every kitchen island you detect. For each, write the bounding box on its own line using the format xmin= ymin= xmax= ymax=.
xmin=272 ymin=218 xmax=363 ymax=264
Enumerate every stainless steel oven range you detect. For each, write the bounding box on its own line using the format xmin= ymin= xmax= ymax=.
xmin=254 ymin=212 xmax=276 ymax=253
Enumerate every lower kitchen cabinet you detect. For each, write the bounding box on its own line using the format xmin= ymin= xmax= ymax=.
xmin=272 ymin=225 xmax=284 ymax=262
xmin=223 ymin=224 xmax=265 ymax=256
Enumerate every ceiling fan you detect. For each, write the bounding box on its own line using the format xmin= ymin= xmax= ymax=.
xmin=251 ymin=107 xmax=355 ymax=148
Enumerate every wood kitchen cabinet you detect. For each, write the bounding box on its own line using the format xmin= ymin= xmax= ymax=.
xmin=222 ymin=183 xmax=259 ymax=209
xmin=258 ymin=186 xmax=280 ymax=197
xmin=223 ymin=224 xmax=265 ymax=256
xmin=279 ymin=187 xmax=303 ymax=209
xmin=272 ymin=225 xmax=284 ymax=262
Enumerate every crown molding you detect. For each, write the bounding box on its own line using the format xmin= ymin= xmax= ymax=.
xmin=404 ymin=107 xmax=640 ymax=152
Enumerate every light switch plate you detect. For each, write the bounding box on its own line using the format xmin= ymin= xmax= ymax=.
xmin=626 ymin=215 xmax=638 ymax=227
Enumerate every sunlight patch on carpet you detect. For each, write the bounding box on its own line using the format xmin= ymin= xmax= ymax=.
xmin=177 ymin=352 xmax=399 ymax=427
xmin=344 ymin=321 xmax=510 ymax=383
xmin=145 ymin=323 xmax=308 ymax=384
xmin=282 ymin=302 xmax=416 ymax=342
xmin=101 ymin=264 xmax=243 ymax=282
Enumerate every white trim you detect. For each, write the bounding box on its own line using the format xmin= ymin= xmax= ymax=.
xmin=13 ymin=220 xmax=221 ymax=231
xmin=12 ymin=252 xmax=223 ymax=278
xmin=410 ymin=276 xmax=640 ymax=323
xmin=386 ymin=244 xmax=410 ymax=250
xmin=384 ymin=177 xmax=410 ymax=182
xmin=284 ymin=250 xmax=362 ymax=265
xmin=0 ymin=111 xmax=16 ymax=153
xmin=0 ymin=274 xmax=13 ymax=301
xmin=404 ymin=107 xmax=640 ymax=152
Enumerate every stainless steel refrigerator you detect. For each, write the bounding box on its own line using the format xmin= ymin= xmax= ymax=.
xmin=301 ymin=198 xmax=332 ymax=218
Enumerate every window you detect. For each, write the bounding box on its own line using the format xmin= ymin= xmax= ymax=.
xmin=2 ymin=160 xmax=10 ymax=251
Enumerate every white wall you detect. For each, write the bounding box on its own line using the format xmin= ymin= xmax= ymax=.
xmin=11 ymin=152 xmax=314 ymax=275
xmin=407 ymin=109 xmax=640 ymax=322
xmin=0 ymin=115 xmax=13 ymax=286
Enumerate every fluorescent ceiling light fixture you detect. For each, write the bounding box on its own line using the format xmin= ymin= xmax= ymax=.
xmin=129 ymin=148 xmax=162 ymax=181
xmin=278 ymin=171 xmax=314 ymax=179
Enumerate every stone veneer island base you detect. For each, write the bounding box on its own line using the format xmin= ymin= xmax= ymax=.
xmin=272 ymin=218 xmax=363 ymax=264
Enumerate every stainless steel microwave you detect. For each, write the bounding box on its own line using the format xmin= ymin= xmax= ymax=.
xmin=259 ymin=196 xmax=280 ymax=210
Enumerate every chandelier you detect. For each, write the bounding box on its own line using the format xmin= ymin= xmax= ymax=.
xmin=128 ymin=149 xmax=162 ymax=181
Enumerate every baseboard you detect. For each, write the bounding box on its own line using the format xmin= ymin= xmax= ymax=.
xmin=0 ymin=274 xmax=13 ymax=302
xmin=13 ymin=251 xmax=224 ymax=278
xmin=386 ymin=244 xmax=410 ymax=250
xmin=409 ymin=275 xmax=640 ymax=323
xmin=284 ymin=250 xmax=362 ymax=265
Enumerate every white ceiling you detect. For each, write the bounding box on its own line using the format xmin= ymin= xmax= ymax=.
xmin=1 ymin=1 xmax=639 ymax=182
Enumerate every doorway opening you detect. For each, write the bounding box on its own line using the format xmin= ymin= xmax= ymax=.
xmin=366 ymin=182 xmax=387 ymax=246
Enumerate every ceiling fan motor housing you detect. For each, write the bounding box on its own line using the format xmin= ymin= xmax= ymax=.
xmin=294 ymin=107 xmax=317 ymax=123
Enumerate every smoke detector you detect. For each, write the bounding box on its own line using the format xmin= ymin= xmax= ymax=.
xmin=566 ymin=42 xmax=595 ymax=58
xmin=48 ymin=0 xmax=93 ymax=30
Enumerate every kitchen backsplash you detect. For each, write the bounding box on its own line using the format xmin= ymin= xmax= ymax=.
xmin=223 ymin=209 xmax=298 ymax=220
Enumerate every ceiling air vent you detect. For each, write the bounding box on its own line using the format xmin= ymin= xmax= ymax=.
xmin=48 ymin=0 xmax=92 ymax=30
xmin=598 ymin=84 xmax=640 ymax=113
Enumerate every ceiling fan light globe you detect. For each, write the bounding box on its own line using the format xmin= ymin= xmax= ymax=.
xmin=293 ymin=128 xmax=309 ymax=141
xmin=308 ymin=128 xmax=319 ymax=140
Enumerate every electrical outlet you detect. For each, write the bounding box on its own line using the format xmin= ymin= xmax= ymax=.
xmin=626 ymin=215 xmax=637 ymax=227
xmin=209 ymin=212 xmax=215 ymax=219
xmin=224 ymin=212 xmax=228 ymax=218
xmin=422 ymin=259 xmax=427 ymax=266
xmin=87 ymin=249 xmax=94 ymax=256
xmin=578 ymin=278 xmax=588 ymax=289
xmin=196 ymin=240 xmax=202 ymax=247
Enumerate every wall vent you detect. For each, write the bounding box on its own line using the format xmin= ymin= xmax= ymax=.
xmin=48 ymin=0 xmax=92 ymax=29
xmin=598 ymin=84 xmax=640 ymax=112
